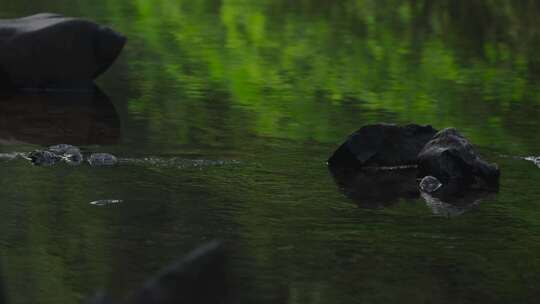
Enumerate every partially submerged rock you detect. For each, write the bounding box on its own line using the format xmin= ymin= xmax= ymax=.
xmin=329 ymin=124 xmax=501 ymax=210
xmin=28 ymin=150 xmax=61 ymax=166
xmin=417 ymin=128 xmax=500 ymax=191
xmin=0 ymin=13 xmax=126 ymax=89
xmin=13 ymin=145 xmax=118 ymax=167
xmin=328 ymin=123 xmax=437 ymax=169
xmin=126 ymin=241 xmax=228 ymax=304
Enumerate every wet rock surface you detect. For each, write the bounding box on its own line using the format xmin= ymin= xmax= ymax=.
xmin=328 ymin=123 xmax=437 ymax=169
xmin=4 ymin=144 xmax=118 ymax=167
xmin=417 ymin=128 xmax=500 ymax=191
xmin=0 ymin=13 xmax=126 ymax=89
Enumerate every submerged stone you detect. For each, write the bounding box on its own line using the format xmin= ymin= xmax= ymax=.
xmin=419 ymin=176 xmax=442 ymax=193
xmin=28 ymin=150 xmax=61 ymax=166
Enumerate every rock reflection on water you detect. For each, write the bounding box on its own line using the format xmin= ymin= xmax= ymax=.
xmin=329 ymin=166 xmax=420 ymax=209
xmin=0 ymin=87 xmax=120 ymax=146
xmin=421 ymin=191 xmax=493 ymax=217
xmin=330 ymin=166 xmax=495 ymax=217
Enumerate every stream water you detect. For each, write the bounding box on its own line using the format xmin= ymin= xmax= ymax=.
xmin=1 ymin=1 xmax=540 ymax=303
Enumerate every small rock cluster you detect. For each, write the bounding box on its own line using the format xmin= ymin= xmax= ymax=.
xmin=328 ymin=124 xmax=500 ymax=197
xmin=24 ymin=144 xmax=118 ymax=167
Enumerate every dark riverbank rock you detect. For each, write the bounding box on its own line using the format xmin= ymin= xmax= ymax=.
xmin=328 ymin=123 xmax=437 ymax=169
xmin=0 ymin=13 xmax=126 ymax=89
xmin=126 ymin=240 xmax=228 ymax=304
xmin=417 ymin=128 xmax=500 ymax=191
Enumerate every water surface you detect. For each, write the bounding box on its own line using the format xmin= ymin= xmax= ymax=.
xmin=1 ymin=1 xmax=540 ymax=303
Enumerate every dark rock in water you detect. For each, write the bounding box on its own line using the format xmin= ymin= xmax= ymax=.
xmin=48 ymin=144 xmax=80 ymax=155
xmin=87 ymin=153 xmax=118 ymax=166
xmin=417 ymin=128 xmax=500 ymax=191
xmin=329 ymin=166 xmax=420 ymax=208
xmin=49 ymin=144 xmax=83 ymax=165
xmin=126 ymin=240 xmax=228 ymax=304
xmin=0 ymin=13 xmax=126 ymax=89
xmin=2 ymin=241 xmax=228 ymax=304
xmin=0 ymin=88 xmax=121 ymax=145
xmin=328 ymin=123 xmax=437 ymax=168
xmin=28 ymin=150 xmax=61 ymax=166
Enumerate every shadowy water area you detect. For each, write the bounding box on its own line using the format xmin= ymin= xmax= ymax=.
xmin=1 ymin=1 xmax=540 ymax=303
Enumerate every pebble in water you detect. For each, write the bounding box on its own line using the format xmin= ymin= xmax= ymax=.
xmin=28 ymin=150 xmax=62 ymax=166
xmin=88 ymin=153 xmax=118 ymax=166
xmin=90 ymin=199 xmax=123 ymax=206
xmin=48 ymin=144 xmax=84 ymax=165
xmin=419 ymin=175 xmax=443 ymax=193
xmin=48 ymin=144 xmax=81 ymax=155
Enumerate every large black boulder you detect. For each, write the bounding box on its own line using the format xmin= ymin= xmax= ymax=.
xmin=126 ymin=240 xmax=228 ymax=304
xmin=328 ymin=123 xmax=437 ymax=168
xmin=0 ymin=13 xmax=126 ymax=89
xmin=417 ymin=128 xmax=500 ymax=191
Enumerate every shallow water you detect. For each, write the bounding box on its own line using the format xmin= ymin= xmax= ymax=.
xmin=1 ymin=1 xmax=540 ymax=303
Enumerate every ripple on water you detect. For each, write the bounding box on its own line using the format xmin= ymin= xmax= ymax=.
xmin=118 ymin=157 xmax=241 ymax=169
xmin=89 ymin=199 xmax=123 ymax=206
xmin=0 ymin=152 xmax=20 ymax=161
xmin=524 ymin=156 xmax=540 ymax=168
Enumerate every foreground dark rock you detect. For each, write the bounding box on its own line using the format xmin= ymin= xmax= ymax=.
xmin=127 ymin=241 xmax=228 ymax=304
xmin=0 ymin=13 xmax=126 ymax=89
xmin=1 ymin=241 xmax=228 ymax=304
xmin=328 ymin=123 xmax=437 ymax=169
xmin=85 ymin=241 xmax=228 ymax=304
xmin=417 ymin=128 xmax=500 ymax=191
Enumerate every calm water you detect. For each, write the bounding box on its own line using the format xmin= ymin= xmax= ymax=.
xmin=1 ymin=1 xmax=540 ymax=303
